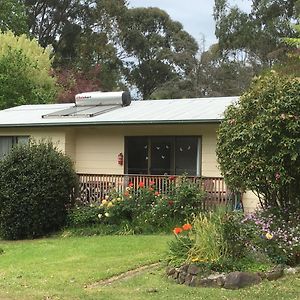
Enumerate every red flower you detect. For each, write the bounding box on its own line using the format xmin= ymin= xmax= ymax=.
xmin=149 ymin=187 xmax=154 ymax=191
xmin=154 ymin=191 xmax=160 ymax=196
xmin=275 ymin=172 xmax=280 ymax=181
xmin=173 ymin=227 xmax=183 ymax=235
xmin=128 ymin=182 xmax=133 ymax=187
xmin=182 ymin=223 xmax=192 ymax=231
xmin=138 ymin=181 xmax=145 ymax=188
xmin=169 ymin=175 xmax=176 ymax=181
xmin=149 ymin=181 xmax=155 ymax=185
xmin=124 ymin=191 xmax=129 ymax=197
xmin=168 ymin=200 xmax=174 ymax=206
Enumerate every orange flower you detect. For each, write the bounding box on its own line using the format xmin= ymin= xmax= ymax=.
xmin=138 ymin=181 xmax=145 ymax=188
xmin=154 ymin=191 xmax=160 ymax=196
xmin=173 ymin=227 xmax=183 ymax=235
xmin=128 ymin=182 xmax=133 ymax=187
xmin=182 ymin=223 xmax=192 ymax=231
xmin=149 ymin=187 xmax=154 ymax=191
xmin=124 ymin=191 xmax=129 ymax=197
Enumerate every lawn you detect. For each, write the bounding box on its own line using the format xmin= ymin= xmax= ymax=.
xmin=0 ymin=235 xmax=299 ymax=300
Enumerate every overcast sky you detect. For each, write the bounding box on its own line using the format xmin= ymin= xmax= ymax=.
xmin=129 ymin=0 xmax=251 ymax=49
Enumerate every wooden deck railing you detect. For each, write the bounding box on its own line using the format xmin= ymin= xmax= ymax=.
xmin=77 ymin=173 xmax=233 ymax=209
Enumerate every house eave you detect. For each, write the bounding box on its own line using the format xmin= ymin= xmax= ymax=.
xmin=0 ymin=119 xmax=222 ymax=128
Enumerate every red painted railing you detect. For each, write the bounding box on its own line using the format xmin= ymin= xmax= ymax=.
xmin=77 ymin=173 xmax=233 ymax=209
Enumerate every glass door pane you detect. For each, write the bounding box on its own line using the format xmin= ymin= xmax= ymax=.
xmin=150 ymin=137 xmax=173 ymax=175
xmin=126 ymin=137 xmax=148 ymax=174
xmin=175 ymin=137 xmax=198 ymax=176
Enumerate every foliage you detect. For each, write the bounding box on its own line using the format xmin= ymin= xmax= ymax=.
xmin=214 ymin=0 xmax=297 ymax=66
xmin=55 ymin=66 xmax=102 ymax=103
xmin=99 ymin=177 xmax=205 ymax=232
xmin=0 ymin=31 xmax=56 ymax=109
xmin=0 ymin=141 xmax=78 ymax=240
xmin=187 ymin=210 xmax=228 ymax=264
xmin=217 ymin=71 xmax=300 ymax=212
xmin=168 ymin=223 xmax=194 ymax=266
xmin=241 ymin=208 xmax=300 ymax=265
xmin=0 ymin=0 xmax=28 ymax=34
xmin=67 ymin=205 xmax=104 ymax=227
xmin=119 ymin=7 xmax=198 ymax=99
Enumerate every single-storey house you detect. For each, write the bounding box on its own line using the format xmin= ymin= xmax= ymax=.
xmin=0 ymin=91 xmax=258 ymax=212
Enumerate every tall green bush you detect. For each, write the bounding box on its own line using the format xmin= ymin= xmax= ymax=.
xmin=217 ymin=71 xmax=300 ymax=212
xmin=0 ymin=141 xmax=78 ymax=240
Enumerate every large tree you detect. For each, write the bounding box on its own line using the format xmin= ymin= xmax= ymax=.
xmin=214 ymin=0 xmax=299 ymax=66
xmin=0 ymin=31 xmax=56 ymax=109
xmin=0 ymin=0 xmax=28 ymax=34
xmin=119 ymin=7 xmax=198 ymax=99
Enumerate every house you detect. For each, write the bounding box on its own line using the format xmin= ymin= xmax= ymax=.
xmin=0 ymin=91 xmax=258 ymax=212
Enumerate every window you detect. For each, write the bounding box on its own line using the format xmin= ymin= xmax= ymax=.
xmin=125 ymin=136 xmax=201 ymax=176
xmin=0 ymin=136 xmax=29 ymax=159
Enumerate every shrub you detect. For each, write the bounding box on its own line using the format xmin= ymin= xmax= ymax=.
xmin=217 ymin=71 xmax=300 ymax=213
xmin=0 ymin=141 xmax=78 ymax=240
xmin=67 ymin=205 xmax=104 ymax=227
xmin=241 ymin=208 xmax=300 ymax=265
xmin=99 ymin=176 xmax=205 ymax=232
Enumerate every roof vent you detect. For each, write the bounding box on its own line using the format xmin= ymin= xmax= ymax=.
xmin=75 ymin=91 xmax=131 ymax=107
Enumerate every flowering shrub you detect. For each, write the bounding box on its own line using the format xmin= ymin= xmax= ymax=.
xmin=241 ymin=208 xmax=300 ymax=265
xmin=96 ymin=177 xmax=205 ymax=232
xmin=168 ymin=223 xmax=194 ymax=265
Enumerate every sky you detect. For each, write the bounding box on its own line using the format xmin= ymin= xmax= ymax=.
xmin=129 ymin=0 xmax=251 ymax=49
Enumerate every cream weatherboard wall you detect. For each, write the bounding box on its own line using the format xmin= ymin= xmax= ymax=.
xmin=0 ymin=123 xmax=258 ymax=211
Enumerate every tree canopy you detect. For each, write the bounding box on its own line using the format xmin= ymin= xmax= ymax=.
xmin=0 ymin=31 xmax=56 ymax=109
xmin=0 ymin=0 xmax=28 ymax=34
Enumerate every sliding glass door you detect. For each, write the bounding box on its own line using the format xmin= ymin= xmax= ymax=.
xmin=125 ymin=136 xmax=201 ymax=176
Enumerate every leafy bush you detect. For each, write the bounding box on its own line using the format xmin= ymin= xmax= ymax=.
xmin=241 ymin=208 xmax=300 ymax=265
xmin=67 ymin=205 xmax=104 ymax=227
xmin=99 ymin=177 xmax=205 ymax=232
xmin=0 ymin=141 xmax=78 ymax=240
xmin=217 ymin=71 xmax=300 ymax=213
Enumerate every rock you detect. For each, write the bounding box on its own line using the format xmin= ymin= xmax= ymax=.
xmin=187 ymin=264 xmax=200 ymax=275
xmin=171 ymin=271 xmax=179 ymax=280
xmin=184 ymin=274 xmax=194 ymax=286
xmin=224 ymin=272 xmax=262 ymax=289
xmin=256 ymin=272 xmax=266 ymax=279
xmin=284 ymin=266 xmax=300 ymax=275
xmin=177 ymin=271 xmax=187 ymax=284
xmin=190 ymin=276 xmax=202 ymax=287
xmin=265 ymin=266 xmax=284 ymax=281
xmin=179 ymin=264 xmax=189 ymax=273
xmin=166 ymin=267 xmax=176 ymax=276
xmin=199 ymin=274 xmax=225 ymax=288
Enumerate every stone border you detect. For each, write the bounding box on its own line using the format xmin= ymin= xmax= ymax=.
xmin=166 ymin=264 xmax=300 ymax=289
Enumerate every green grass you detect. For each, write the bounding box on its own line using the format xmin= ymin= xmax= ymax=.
xmin=0 ymin=235 xmax=170 ymax=300
xmin=0 ymin=235 xmax=299 ymax=300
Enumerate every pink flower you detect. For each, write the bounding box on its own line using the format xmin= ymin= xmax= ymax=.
xmin=138 ymin=181 xmax=145 ymax=188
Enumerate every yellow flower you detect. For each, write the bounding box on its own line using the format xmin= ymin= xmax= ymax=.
xmin=266 ymin=232 xmax=273 ymax=240
xmin=107 ymin=202 xmax=113 ymax=208
xmin=101 ymin=199 xmax=108 ymax=205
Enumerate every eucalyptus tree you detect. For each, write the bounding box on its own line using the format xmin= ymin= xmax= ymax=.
xmin=119 ymin=7 xmax=198 ymax=99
